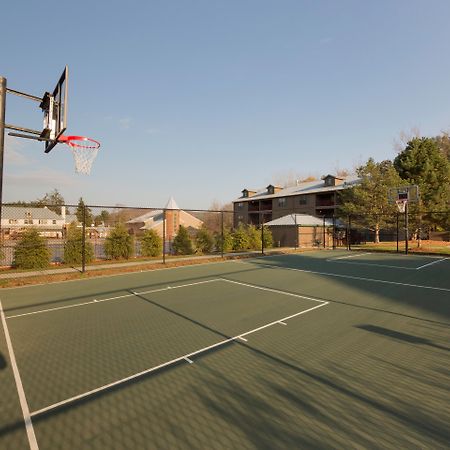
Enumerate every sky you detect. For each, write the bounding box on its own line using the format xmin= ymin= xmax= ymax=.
xmin=3 ymin=0 xmax=450 ymax=210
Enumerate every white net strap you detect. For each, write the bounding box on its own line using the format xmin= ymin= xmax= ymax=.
xmin=68 ymin=142 xmax=100 ymax=175
xmin=396 ymin=200 xmax=407 ymax=213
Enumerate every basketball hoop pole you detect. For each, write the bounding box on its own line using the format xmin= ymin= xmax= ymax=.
xmin=405 ymin=201 xmax=409 ymax=255
xmin=0 ymin=76 xmax=7 ymax=240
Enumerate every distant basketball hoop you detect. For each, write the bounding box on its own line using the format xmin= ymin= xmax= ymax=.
xmin=395 ymin=199 xmax=407 ymax=213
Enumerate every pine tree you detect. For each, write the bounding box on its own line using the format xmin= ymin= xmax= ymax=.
xmin=104 ymin=224 xmax=134 ymax=259
xmin=195 ymin=226 xmax=213 ymax=254
xmin=172 ymin=225 xmax=194 ymax=255
xmin=13 ymin=229 xmax=51 ymax=269
xmin=140 ymin=229 xmax=162 ymax=257
xmin=76 ymin=197 xmax=94 ymax=226
xmin=64 ymin=223 xmax=94 ymax=265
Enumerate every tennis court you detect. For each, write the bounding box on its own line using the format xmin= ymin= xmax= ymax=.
xmin=1 ymin=250 xmax=449 ymax=449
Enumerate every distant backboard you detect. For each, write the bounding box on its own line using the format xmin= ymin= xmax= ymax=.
xmin=40 ymin=66 xmax=68 ymax=153
xmin=388 ymin=185 xmax=419 ymax=203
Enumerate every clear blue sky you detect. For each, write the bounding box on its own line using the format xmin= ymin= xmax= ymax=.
xmin=3 ymin=0 xmax=450 ymax=209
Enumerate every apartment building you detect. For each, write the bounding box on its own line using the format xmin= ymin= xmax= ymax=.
xmin=233 ymin=174 xmax=359 ymax=226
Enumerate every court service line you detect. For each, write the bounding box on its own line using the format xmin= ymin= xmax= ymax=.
xmin=238 ymin=261 xmax=450 ymax=292
xmin=327 ymin=260 xmax=417 ymax=270
xmin=416 ymin=258 xmax=448 ymax=270
xmin=0 ymin=300 xmax=39 ymax=450
xmin=327 ymin=252 xmax=371 ymax=260
xmin=221 ymin=278 xmax=327 ymax=303
xmin=30 ymin=301 xmax=328 ymax=418
xmin=7 ymin=279 xmax=222 ymax=320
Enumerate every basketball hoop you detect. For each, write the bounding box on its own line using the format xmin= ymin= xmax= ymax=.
xmin=395 ymin=199 xmax=407 ymax=213
xmin=58 ymin=135 xmax=100 ymax=175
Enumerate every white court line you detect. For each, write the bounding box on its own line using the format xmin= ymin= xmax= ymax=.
xmin=221 ymin=278 xmax=326 ymax=303
xmin=327 ymin=260 xmax=417 ymax=270
xmin=278 ymin=321 xmax=287 ymax=325
xmin=236 ymin=260 xmax=450 ymax=292
xmin=7 ymin=279 xmax=222 ymax=320
xmin=30 ymin=301 xmax=328 ymax=418
xmin=416 ymin=258 xmax=448 ymax=270
xmin=327 ymin=252 xmax=371 ymax=260
xmin=0 ymin=300 xmax=39 ymax=450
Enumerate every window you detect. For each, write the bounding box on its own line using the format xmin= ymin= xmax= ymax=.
xmin=24 ymin=219 xmax=33 ymax=225
xmin=237 ymin=202 xmax=243 ymax=209
xmin=298 ymin=195 xmax=307 ymax=205
xmin=39 ymin=219 xmax=48 ymax=225
xmin=53 ymin=220 xmax=57 ymax=224
xmin=278 ymin=197 xmax=286 ymax=207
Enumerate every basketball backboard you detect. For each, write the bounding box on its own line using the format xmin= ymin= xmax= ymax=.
xmin=388 ymin=185 xmax=419 ymax=203
xmin=40 ymin=66 xmax=68 ymax=153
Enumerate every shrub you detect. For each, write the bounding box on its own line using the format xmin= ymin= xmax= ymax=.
xmin=64 ymin=224 xmax=94 ymax=265
xmin=195 ymin=226 xmax=214 ymax=254
xmin=140 ymin=229 xmax=162 ymax=257
xmin=172 ymin=225 xmax=194 ymax=255
xmin=232 ymin=224 xmax=249 ymax=251
xmin=13 ymin=228 xmax=51 ymax=269
xmin=262 ymin=226 xmax=273 ymax=249
xmin=104 ymin=224 xmax=134 ymax=260
xmin=214 ymin=228 xmax=233 ymax=253
xmin=247 ymin=225 xmax=262 ymax=250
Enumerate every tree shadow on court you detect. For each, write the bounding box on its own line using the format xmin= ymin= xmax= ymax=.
xmin=243 ymin=255 xmax=450 ymax=323
xmin=0 ymin=352 xmax=6 ymax=369
xmin=356 ymin=324 xmax=450 ymax=352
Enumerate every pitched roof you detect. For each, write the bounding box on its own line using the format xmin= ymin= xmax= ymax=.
xmin=233 ymin=175 xmax=360 ymax=202
xmin=2 ymin=206 xmax=62 ymax=220
xmin=265 ymin=214 xmax=340 ymax=227
xmin=165 ymin=196 xmax=180 ymax=210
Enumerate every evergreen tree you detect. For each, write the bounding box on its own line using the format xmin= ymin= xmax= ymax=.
xmin=339 ymin=158 xmax=404 ymax=243
xmin=76 ymin=197 xmax=94 ymax=226
xmin=232 ymin=224 xmax=250 ymax=251
xmin=214 ymin=228 xmax=233 ymax=253
xmin=13 ymin=229 xmax=51 ymax=269
xmin=104 ymin=224 xmax=134 ymax=259
xmin=262 ymin=226 xmax=273 ymax=249
xmin=64 ymin=224 xmax=94 ymax=265
xmin=195 ymin=226 xmax=214 ymax=254
xmin=37 ymin=188 xmax=65 ymax=214
xmin=246 ymin=225 xmax=262 ymax=250
xmin=172 ymin=225 xmax=194 ymax=255
xmin=394 ymin=137 xmax=450 ymax=212
xmin=140 ymin=229 xmax=162 ymax=257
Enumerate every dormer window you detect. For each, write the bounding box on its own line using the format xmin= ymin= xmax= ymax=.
xmin=323 ymin=176 xmax=335 ymax=187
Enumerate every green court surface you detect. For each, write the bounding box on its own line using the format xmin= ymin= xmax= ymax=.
xmin=1 ymin=251 xmax=449 ymax=449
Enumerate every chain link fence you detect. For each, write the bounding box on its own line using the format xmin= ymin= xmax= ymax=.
xmin=0 ymin=203 xmax=448 ymax=275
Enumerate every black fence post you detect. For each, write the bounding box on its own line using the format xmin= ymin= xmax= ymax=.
xmin=162 ymin=209 xmax=166 ymax=264
xmin=221 ymin=211 xmax=224 ymax=258
xmin=261 ymin=213 xmax=265 ymax=255
xmin=323 ymin=216 xmax=326 ymax=248
xmin=347 ymin=215 xmax=351 ymax=251
xmin=332 ymin=215 xmax=336 ymax=250
xmin=82 ymin=205 xmax=86 ymax=273
xmin=396 ymin=212 xmax=399 ymax=253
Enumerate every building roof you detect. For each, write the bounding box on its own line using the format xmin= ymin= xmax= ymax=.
xmin=233 ymin=175 xmax=360 ymax=202
xmin=265 ymin=214 xmax=341 ymax=227
xmin=165 ymin=196 xmax=180 ymax=210
xmin=1 ymin=206 xmax=62 ymax=220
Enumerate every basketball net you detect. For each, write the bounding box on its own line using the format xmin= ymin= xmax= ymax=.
xmin=59 ymin=136 xmax=101 ymax=175
xmin=395 ymin=199 xmax=407 ymax=213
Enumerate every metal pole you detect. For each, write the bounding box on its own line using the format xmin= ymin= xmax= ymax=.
xmin=221 ymin=211 xmax=224 ymax=258
xmin=323 ymin=216 xmax=326 ymax=248
xmin=0 ymin=77 xmax=7 ymax=242
xmin=163 ymin=209 xmax=166 ymax=264
xmin=396 ymin=212 xmax=399 ymax=253
xmin=82 ymin=205 xmax=86 ymax=273
xmin=261 ymin=212 xmax=264 ymax=255
xmin=332 ymin=215 xmax=336 ymax=250
xmin=405 ymin=202 xmax=409 ymax=255
xmin=294 ymin=211 xmax=298 ymax=249
xmin=347 ymin=215 xmax=351 ymax=251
